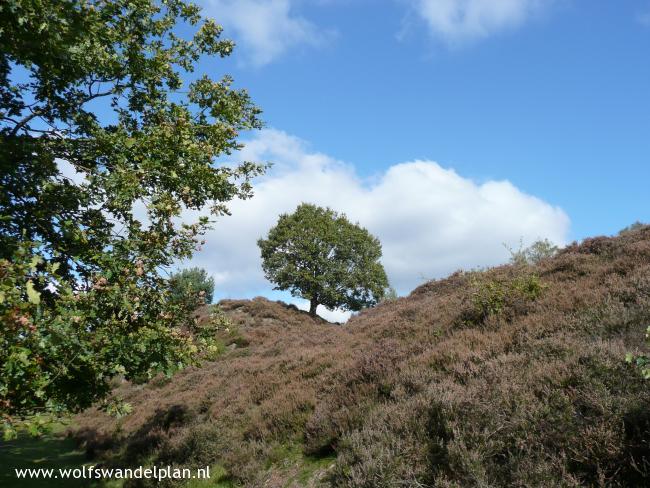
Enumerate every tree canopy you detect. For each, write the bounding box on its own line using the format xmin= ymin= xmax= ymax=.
xmin=258 ymin=204 xmax=388 ymax=317
xmin=0 ymin=0 xmax=263 ymax=436
xmin=169 ymin=267 xmax=215 ymax=308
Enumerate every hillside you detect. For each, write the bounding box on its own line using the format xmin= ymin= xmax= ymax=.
xmin=71 ymin=227 xmax=650 ymax=487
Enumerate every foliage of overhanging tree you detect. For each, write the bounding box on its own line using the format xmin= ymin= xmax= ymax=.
xmin=258 ymin=204 xmax=389 ymax=317
xmin=0 ymin=0 xmax=264 ymax=435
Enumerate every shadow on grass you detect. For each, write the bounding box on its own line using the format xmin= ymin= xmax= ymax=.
xmin=0 ymin=429 xmax=96 ymax=488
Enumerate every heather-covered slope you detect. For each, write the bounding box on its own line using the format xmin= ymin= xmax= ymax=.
xmin=72 ymin=228 xmax=650 ymax=487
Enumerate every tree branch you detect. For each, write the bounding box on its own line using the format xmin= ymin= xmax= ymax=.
xmin=9 ymin=110 xmax=42 ymax=136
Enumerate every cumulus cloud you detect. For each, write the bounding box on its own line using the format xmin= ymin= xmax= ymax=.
xmin=408 ymin=0 xmax=552 ymax=44
xmin=202 ymin=0 xmax=331 ymax=66
xmin=184 ymin=129 xmax=569 ymax=319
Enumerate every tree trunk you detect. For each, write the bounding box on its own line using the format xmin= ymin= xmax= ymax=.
xmin=309 ymin=298 xmax=318 ymax=317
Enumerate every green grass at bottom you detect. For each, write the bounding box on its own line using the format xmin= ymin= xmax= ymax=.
xmin=0 ymin=425 xmax=95 ymax=488
xmin=1 ymin=427 xmax=333 ymax=488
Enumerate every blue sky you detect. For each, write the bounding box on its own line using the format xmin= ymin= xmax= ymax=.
xmin=195 ymin=0 xmax=649 ymax=241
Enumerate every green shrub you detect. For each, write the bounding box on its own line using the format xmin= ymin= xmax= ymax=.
xmin=507 ymin=238 xmax=559 ymax=265
xmin=193 ymin=307 xmax=232 ymax=361
xmin=463 ymin=273 xmax=545 ymax=325
xmin=474 ymin=278 xmax=507 ymax=316
xmin=511 ymin=273 xmax=545 ymax=301
xmin=626 ymin=326 xmax=650 ymax=379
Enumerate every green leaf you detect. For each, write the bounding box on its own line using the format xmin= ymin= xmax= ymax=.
xmin=29 ymin=256 xmax=43 ymax=272
xmin=26 ymin=280 xmax=41 ymax=304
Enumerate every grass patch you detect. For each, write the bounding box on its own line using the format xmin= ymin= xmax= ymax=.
xmin=296 ymin=452 xmax=336 ymax=484
xmin=265 ymin=442 xmax=336 ymax=487
xmin=0 ymin=426 xmax=233 ymax=488
xmin=0 ymin=424 xmax=98 ymax=488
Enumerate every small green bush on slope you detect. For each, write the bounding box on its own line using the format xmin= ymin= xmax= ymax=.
xmin=507 ymin=238 xmax=560 ymax=266
xmin=72 ymin=227 xmax=650 ymax=487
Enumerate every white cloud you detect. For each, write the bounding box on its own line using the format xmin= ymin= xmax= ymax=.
xmin=56 ymin=159 xmax=86 ymax=185
xmin=185 ymin=129 xmax=570 ymax=320
xmin=408 ymin=0 xmax=552 ymax=44
xmin=295 ymin=301 xmax=352 ymax=323
xmin=202 ymin=0 xmax=331 ymax=66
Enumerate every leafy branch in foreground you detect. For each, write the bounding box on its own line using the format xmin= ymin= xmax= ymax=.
xmin=0 ymin=0 xmax=264 ymax=436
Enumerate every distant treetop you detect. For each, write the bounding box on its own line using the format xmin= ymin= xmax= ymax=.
xmin=169 ymin=268 xmax=216 ymax=308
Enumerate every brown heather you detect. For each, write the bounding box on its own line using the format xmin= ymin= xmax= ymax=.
xmin=71 ymin=227 xmax=650 ymax=487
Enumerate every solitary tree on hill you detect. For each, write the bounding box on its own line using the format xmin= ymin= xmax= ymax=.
xmin=258 ymin=204 xmax=388 ymax=317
